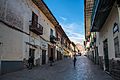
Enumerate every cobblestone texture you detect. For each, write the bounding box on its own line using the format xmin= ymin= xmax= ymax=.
xmin=0 ymin=56 xmax=114 ymax=80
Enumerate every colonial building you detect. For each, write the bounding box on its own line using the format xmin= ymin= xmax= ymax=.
xmin=70 ymin=42 xmax=75 ymax=57
xmin=85 ymin=0 xmax=120 ymax=79
xmin=0 ymin=0 xmax=76 ymax=75
xmin=55 ymin=25 xmax=64 ymax=60
xmin=84 ymin=0 xmax=94 ymax=56
xmin=62 ymin=33 xmax=72 ymax=57
xmin=0 ymin=0 xmax=59 ymax=74
xmin=32 ymin=0 xmax=59 ymax=64
xmin=84 ymin=0 xmax=94 ymax=39
xmin=55 ymin=24 xmax=73 ymax=60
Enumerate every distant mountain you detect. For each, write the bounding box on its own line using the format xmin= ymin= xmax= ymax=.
xmin=76 ymin=43 xmax=85 ymax=53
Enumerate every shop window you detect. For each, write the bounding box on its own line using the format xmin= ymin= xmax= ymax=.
xmin=114 ymin=36 xmax=120 ymax=58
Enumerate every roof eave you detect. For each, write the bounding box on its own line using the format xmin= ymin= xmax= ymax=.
xmin=91 ymin=0 xmax=115 ymax=32
xmin=32 ymin=0 xmax=59 ymax=26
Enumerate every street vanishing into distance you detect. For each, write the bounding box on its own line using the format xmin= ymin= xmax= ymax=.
xmin=0 ymin=0 xmax=120 ymax=80
xmin=0 ymin=56 xmax=114 ymax=80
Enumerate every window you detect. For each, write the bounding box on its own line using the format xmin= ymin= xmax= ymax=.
xmin=114 ymin=36 xmax=120 ymax=58
xmin=61 ymin=37 xmax=64 ymax=44
xmin=32 ymin=12 xmax=38 ymax=27
xmin=50 ymin=29 xmax=53 ymax=35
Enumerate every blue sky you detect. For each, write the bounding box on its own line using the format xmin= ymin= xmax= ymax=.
xmin=44 ymin=0 xmax=84 ymax=45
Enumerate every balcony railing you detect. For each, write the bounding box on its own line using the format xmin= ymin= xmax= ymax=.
xmin=29 ymin=21 xmax=43 ymax=35
xmin=91 ymin=0 xmax=115 ymax=32
xmin=91 ymin=0 xmax=100 ymax=26
xmin=50 ymin=35 xmax=56 ymax=44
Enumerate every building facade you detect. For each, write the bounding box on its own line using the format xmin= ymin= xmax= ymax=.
xmin=0 ymin=0 xmax=59 ymax=74
xmin=55 ymin=25 xmax=64 ymax=60
xmin=0 ymin=0 xmax=77 ymax=75
xmin=85 ymin=0 xmax=120 ymax=79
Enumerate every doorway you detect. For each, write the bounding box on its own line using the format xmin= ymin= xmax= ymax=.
xmin=95 ymin=47 xmax=99 ymax=64
xmin=51 ymin=48 xmax=53 ymax=58
xmin=57 ymin=51 xmax=61 ymax=60
xmin=103 ymin=39 xmax=109 ymax=71
xmin=42 ymin=50 xmax=46 ymax=65
xmin=29 ymin=48 xmax=35 ymax=66
xmin=51 ymin=48 xmax=55 ymax=59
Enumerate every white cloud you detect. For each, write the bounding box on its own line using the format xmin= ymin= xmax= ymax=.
xmin=60 ymin=22 xmax=85 ymax=45
xmin=60 ymin=16 xmax=67 ymax=21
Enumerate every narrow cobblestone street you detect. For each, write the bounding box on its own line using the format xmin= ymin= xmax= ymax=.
xmin=0 ymin=56 xmax=114 ymax=80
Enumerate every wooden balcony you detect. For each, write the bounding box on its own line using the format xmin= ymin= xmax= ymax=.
xmin=29 ymin=21 xmax=43 ymax=35
xmin=50 ymin=35 xmax=56 ymax=44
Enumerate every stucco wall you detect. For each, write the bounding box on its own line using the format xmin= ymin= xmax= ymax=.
xmin=0 ymin=0 xmax=57 ymax=74
xmin=97 ymin=5 xmax=120 ymax=59
xmin=0 ymin=22 xmax=24 ymax=60
xmin=0 ymin=0 xmax=56 ymax=60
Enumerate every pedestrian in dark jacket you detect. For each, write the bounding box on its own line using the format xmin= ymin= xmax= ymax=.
xmin=28 ymin=57 xmax=33 ymax=69
xmin=49 ymin=56 xmax=53 ymax=66
xmin=73 ymin=55 xmax=77 ymax=67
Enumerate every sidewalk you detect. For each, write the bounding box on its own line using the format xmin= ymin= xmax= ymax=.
xmin=0 ymin=56 xmax=114 ymax=80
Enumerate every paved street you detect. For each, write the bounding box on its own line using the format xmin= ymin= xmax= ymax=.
xmin=0 ymin=56 xmax=114 ymax=80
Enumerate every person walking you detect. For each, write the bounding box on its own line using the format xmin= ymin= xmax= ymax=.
xmin=31 ymin=57 xmax=34 ymax=67
xmin=49 ymin=56 xmax=53 ymax=66
xmin=28 ymin=57 xmax=33 ymax=69
xmin=73 ymin=55 xmax=77 ymax=68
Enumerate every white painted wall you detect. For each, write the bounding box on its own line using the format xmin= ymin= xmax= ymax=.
xmin=96 ymin=4 xmax=120 ymax=59
xmin=0 ymin=22 xmax=24 ymax=60
xmin=40 ymin=38 xmax=48 ymax=63
xmin=0 ymin=0 xmax=56 ymax=64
